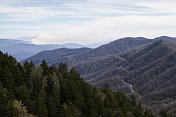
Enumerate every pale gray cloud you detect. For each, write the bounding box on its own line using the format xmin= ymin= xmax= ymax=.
xmin=0 ymin=0 xmax=176 ymax=45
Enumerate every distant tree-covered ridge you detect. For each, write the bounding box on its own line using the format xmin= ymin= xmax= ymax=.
xmin=0 ymin=51 xmax=171 ymax=117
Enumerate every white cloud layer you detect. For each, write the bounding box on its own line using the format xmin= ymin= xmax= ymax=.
xmin=0 ymin=0 xmax=176 ymax=45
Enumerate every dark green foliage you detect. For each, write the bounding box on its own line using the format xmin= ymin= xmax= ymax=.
xmin=160 ymin=110 xmax=172 ymax=117
xmin=0 ymin=51 xmax=170 ymax=117
xmin=58 ymin=63 xmax=69 ymax=79
xmin=0 ymin=66 xmax=14 ymax=90
xmin=144 ymin=109 xmax=154 ymax=117
xmin=131 ymin=95 xmax=137 ymax=106
xmin=41 ymin=60 xmax=49 ymax=76
xmin=0 ymin=87 xmax=20 ymax=117
xmin=23 ymin=61 xmax=33 ymax=88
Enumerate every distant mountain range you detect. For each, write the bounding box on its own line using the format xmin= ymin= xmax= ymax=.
xmin=21 ymin=47 xmax=91 ymax=65
xmin=0 ymin=38 xmax=85 ymax=61
xmin=22 ymin=36 xmax=176 ymax=116
xmin=23 ymin=37 xmax=153 ymax=65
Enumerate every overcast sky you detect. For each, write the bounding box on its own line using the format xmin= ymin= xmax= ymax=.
xmin=0 ymin=0 xmax=176 ymax=45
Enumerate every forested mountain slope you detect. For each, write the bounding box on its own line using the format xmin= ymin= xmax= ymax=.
xmin=74 ymin=40 xmax=176 ymax=116
xmin=0 ymin=51 xmax=166 ymax=117
xmin=122 ymin=40 xmax=176 ymax=115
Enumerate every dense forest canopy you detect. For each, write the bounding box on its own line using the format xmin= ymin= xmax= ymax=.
xmin=0 ymin=51 xmax=172 ymax=117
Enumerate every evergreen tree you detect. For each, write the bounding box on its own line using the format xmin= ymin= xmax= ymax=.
xmin=40 ymin=60 xmax=49 ymax=76
xmin=23 ymin=61 xmax=32 ymax=88
xmin=58 ymin=63 xmax=69 ymax=79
